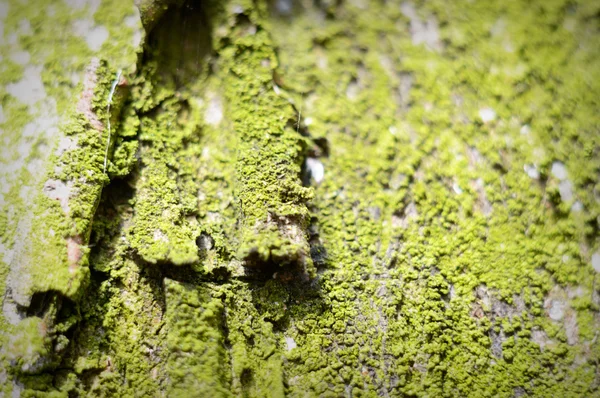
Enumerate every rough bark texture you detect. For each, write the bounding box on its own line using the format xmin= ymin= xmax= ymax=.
xmin=1 ymin=0 xmax=599 ymax=396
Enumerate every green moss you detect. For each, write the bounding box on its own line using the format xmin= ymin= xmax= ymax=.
xmin=2 ymin=0 xmax=599 ymax=396
xmin=11 ymin=58 xmax=128 ymax=305
xmin=216 ymin=3 xmax=315 ymax=274
xmin=60 ymin=247 xmax=168 ymax=397
xmin=94 ymin=0 xmax=144 ymax=71
xmin=222 ymin=280 xmax=285 ymax=398
xmin=0 ymin=0 xmax=146 ymax=394
xmin=5 ymin=317 xmax=50 ymax=372
xmin=268 ymin=0 xmax=600 ymax=395
xmin=124 ymin=60 xmax=202 ymax=265
xmin=164 ymin=278 xmax=231 ymax=397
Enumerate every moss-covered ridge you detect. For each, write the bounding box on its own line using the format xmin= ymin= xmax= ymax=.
xmin=0 ymin=0 xmax=143 ymax=386
xmin=216 ymin=1 xmax=315 ymax=275
xmin=3 ymin=58 xmax=131 ymax=374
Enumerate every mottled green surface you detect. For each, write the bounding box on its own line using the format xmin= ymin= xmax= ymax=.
xmin=1 ymin=0 xmax=599 ymax=396
xmin=0 ymin=0 xmax=143 ymax=395
xmin=219 ymin=2 xmax=314 ymax=274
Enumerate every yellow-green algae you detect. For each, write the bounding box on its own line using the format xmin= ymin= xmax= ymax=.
xmin=125 ymin=61 xmax=202 ymax=265
xmin=1 ymin=0 xmax=599 ymax=397
xmin=269 ymin=0 xmax=600 ymax=396
xmin=164 ymin=278 xmax=230 ymax=397
xmin=216 ymin=0 xmax=315 ymax=274
xmin=0 ymin=0 xmax=144 ymax=393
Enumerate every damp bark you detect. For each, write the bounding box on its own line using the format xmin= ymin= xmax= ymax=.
xmin=0 ymin=0 xmax=599 ymax=397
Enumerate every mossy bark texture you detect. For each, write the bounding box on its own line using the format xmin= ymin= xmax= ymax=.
xmin=1 ymin=0 xmax=599 ymax=396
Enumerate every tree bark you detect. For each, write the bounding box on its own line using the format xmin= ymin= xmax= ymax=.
xmin=1 ymin=0 xmax=599 ymax=396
